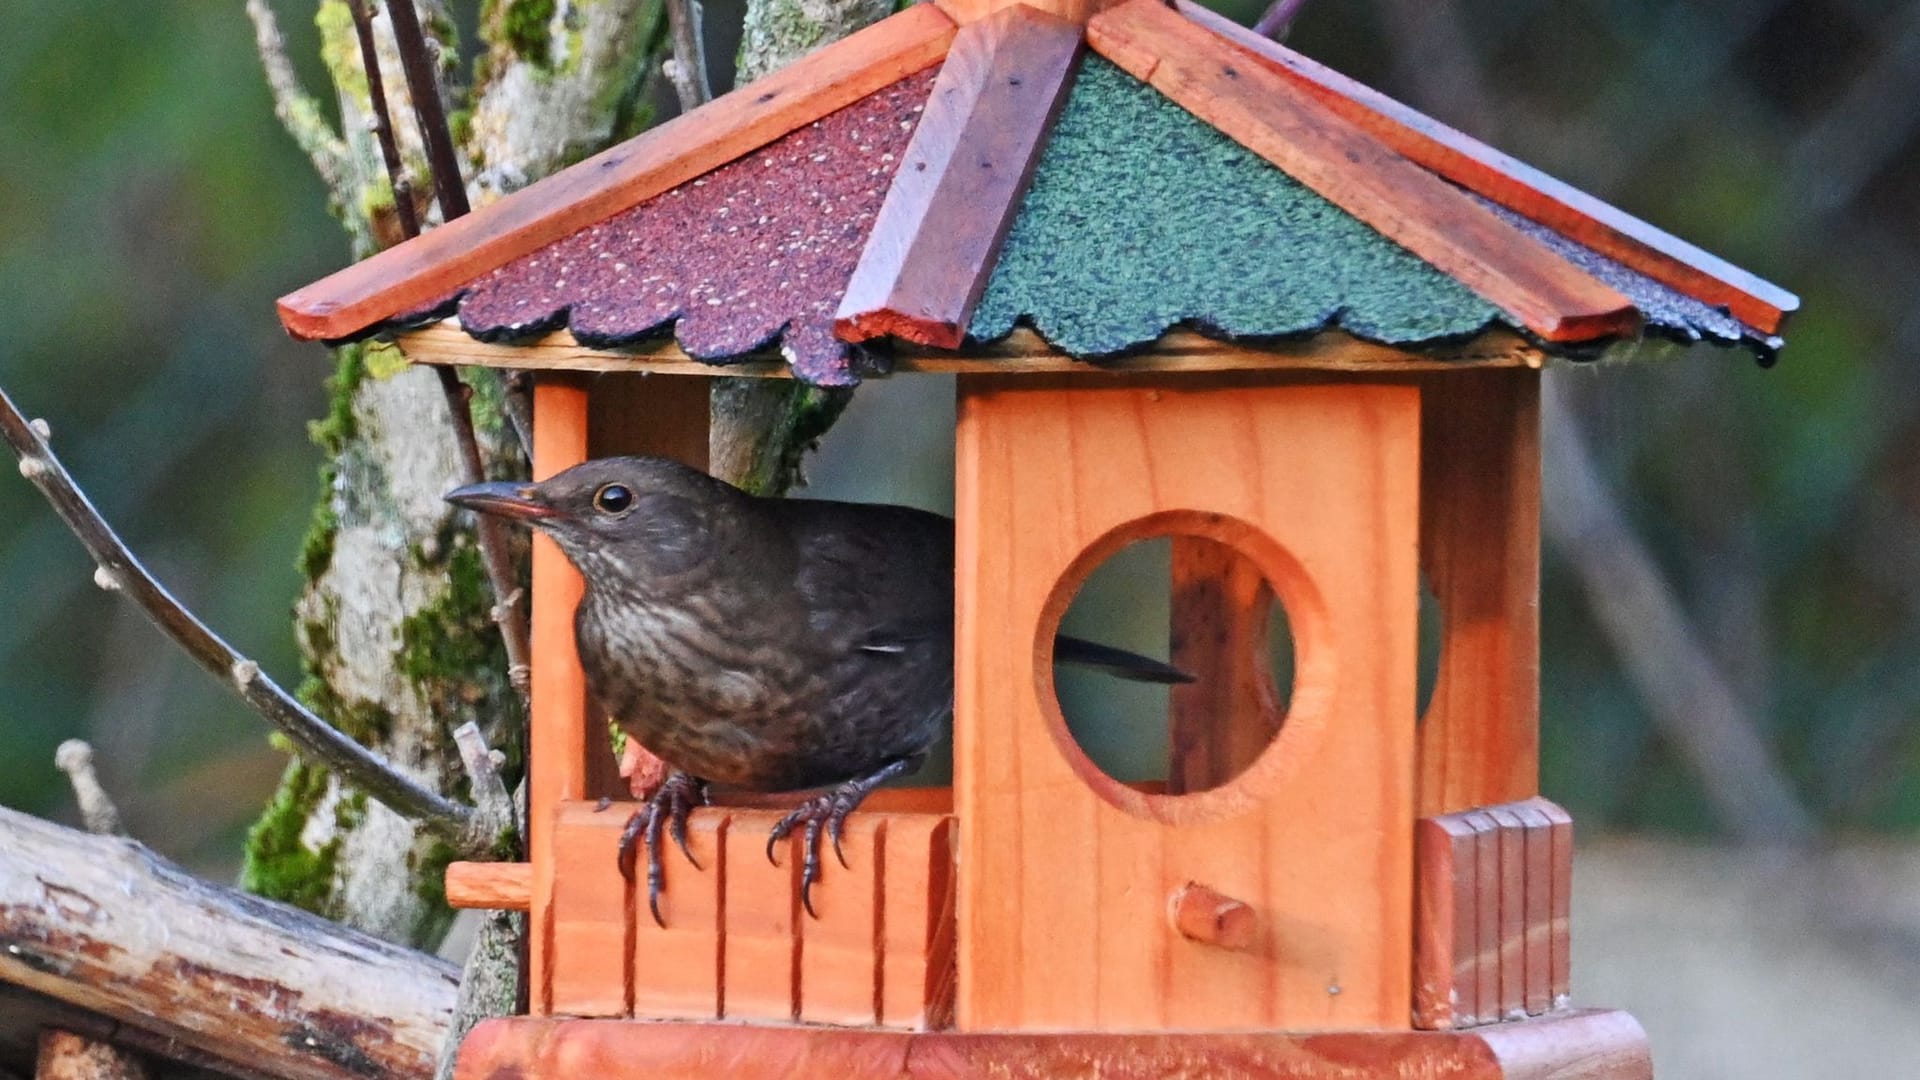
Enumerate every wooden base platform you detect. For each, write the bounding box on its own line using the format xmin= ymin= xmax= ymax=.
xmin=455 ymin=1009 xmax=1650 ymax=1079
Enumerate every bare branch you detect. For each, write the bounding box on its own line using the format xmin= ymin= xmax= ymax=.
xmin=452 ymin=721 xmax=517 ymax=841
xmin=1252 ymin=0 xmax=1310 ymax=41
xmin=0 ymin=383 xmax=491 ymax=853
xmin=664 ymin=0 xmax=715 ymax=110
xmin=244 ymin=0 xmax=351 ymax=195
xmin=386 ymin=0 xmax=471 ymax=220
xmin=349 ymin=0 xmax=421 ymax=239
xmin=53 ymin=740 xmax=125 ymax=838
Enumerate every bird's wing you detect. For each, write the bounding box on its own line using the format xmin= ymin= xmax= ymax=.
xmin=766 ymin=498 xmax=957 ymax=652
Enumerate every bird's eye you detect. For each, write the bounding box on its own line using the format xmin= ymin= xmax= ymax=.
xmin=593 ymin=483 xmax=634 ymax=515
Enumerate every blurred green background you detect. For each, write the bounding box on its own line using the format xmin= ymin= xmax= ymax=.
xmin=2 ymin=0 xmax=1914 ymax=872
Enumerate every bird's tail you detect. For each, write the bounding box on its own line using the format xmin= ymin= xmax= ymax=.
xmin=1053 ymin=634 xmax=1196 ymax=684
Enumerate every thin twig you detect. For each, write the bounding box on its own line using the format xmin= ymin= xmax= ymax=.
xmin=1252 ymin=0 xmax=1310 ymax=40
xmin=663 ymin=0 xmax=714 ymax=110
xmin=386 ymin=0 xmax=471 ymax=220
xmin=54 ymin=740 xmax=126 ymax=838
xmin=435 ymin=367 xmax=535 ymax=701
xmin=349 ymin=0 xmax=421 ymax=239
xmin=244 ymin=0 xmax=350 ymax=195
xmin=0 ymin=384 xmax=494 ymax=851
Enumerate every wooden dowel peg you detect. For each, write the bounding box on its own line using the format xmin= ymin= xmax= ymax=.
xmin=1169 ymin=882 xmax=1258 ymax=951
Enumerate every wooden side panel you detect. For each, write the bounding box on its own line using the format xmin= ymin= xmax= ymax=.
xmin=631 ymin=812 xmax=727 ymax=1020
xmin=547 ymin=804 xmax=632 ymax=1017
xmin=1417 ymin=368 xmax=1541 ymax=816
xmin=1168 ymin=536 xmax=1282 ymax=794
xmin=1085 ymin=0 xmax=1638 ymax=343
xmin=456 ymin=1010 xmax=1654 ymax=1080
xmin=880 ymin=815 xmax=957 ymax=1030
xmin=799 ymin=816 xmax=887 ymax=1026
xmin=721 ymin=809 xmax=801 ymax=1022
xmin=277 ymin=4 xmax=957 ymax=341
xmin=1412 ymin=816 xmax=1478 ymax=1030
xmin=1173 ymin=0 xmax=1796 ymax=335
xmin=953 ymin=375 xmax=1420 ymax=1031
xmin=529 ymin=377 xmax=591 ymax=1015
xmin=836 ymin=5 xmax=1083 ymax=348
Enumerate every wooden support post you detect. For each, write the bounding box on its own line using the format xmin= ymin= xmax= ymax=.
xmin=529 ymin=376 xmax=591 ymax=1015
xmin=1168 ymin=535 xmax=1282 ymax=793
xmin=1417 ymin=369 xmax=1542 ymax=816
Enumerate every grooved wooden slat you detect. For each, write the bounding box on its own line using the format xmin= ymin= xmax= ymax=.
xmin=1174 ymin=0 xmax=1796 ymax=335
xmin=445 ymin=861 xmax=532 ymax=911
xmin=879 ymin=815 xmax=957 ymax=1030
xmin=1517 ymin=802 xmax=1555 ymax=1016
xmin=1085 ymin=0 xmax=1639 ymax=343
xmin=1541 ymin=800 xmax=1574 ymax=1006
xmin=528 ymin=377 xmax=591 ymax=1015
xmin=836 ymin=4 xmax=1083 ymax=348
xmin=1486 ymin=805 xmax=1529 ymax=1022
xmin=722 ymin=809 xmax=801 ymax=1022
xmin=1417 ymin=370 xmax=1541 ymax=816
xmin=276 ymin=4 xmax=956 ymax=342
xmin=1464 ymin=810 xmax=1501 ymax=1026
xmin=954 ymin=376 xmax=1418 ymax=1031
xmin=548 ymin=803 xmax=632 ymax=1017
xmin=1167 ymin=536 xmax=1282 ymax=794
xmin=798 ymin=815 xmax=888 ymax=1026
xmin=631 ymin=811 xmax=727 ymax=1020
xmin=455 ymin=1010 xmax=1655 ymax=1080
xmin=1412 ymin=815 xmax=1479 ymax=1030
xmin=397 ymin=322 xmax=1545 ymax=376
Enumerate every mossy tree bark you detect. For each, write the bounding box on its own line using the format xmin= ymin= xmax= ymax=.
xmin=247 ymin=0 xmax=670 ymax=948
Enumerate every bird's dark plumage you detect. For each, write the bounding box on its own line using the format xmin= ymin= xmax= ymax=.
xmin=447 ymin=455 xmax=1187 ymax=919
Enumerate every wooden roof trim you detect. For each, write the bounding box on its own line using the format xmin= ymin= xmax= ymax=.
xmin=1087 ymin=0 xmax=1639 ymax=345
xmin=396 ymin=319 xmax=1544 ymax=376
xmin=276 ymin=4 xmax=957 ymax=343
xmin=1175 ymin=0 xmax=1797 ymax=335
xmin=835 ymin=5 xmax=1084 ymax=349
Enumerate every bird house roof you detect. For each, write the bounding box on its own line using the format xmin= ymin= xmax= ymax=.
xmin=277 ymin=0 xmax=1796 ymax=386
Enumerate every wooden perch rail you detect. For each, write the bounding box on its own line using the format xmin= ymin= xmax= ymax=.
xmin=0 ymin=806 xmax=457 ymax=1080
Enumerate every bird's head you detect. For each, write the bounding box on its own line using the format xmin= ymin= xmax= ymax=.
xmin=445 ymin=456 xmax=737 ymax=586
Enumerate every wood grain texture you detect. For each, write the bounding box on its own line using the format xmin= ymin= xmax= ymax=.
xmin=1517 ymin=803 xmax=1555 ymax=1017
xmin=953 ymin=375 xmax=1419 ymax=1031
xmin=1465 ymin=809 xmax=1502 ymax=1027
xmin=445 ymin=861 xmax=532 ymax=911
xmin=722 ymin=808 xmax=802 ymax=1023
xmin=630 ymin=812 xmax=727 ymax=1020
xmin=1412 ymin=814 xmax=1479 ymax=1030
xmin=1174 ymin=0 xmax=1796 ymax=335
xmin=396 ymin=322 xmax=1546 ymax=376
xmin=1541 ymin=800 xmax=1574 ymax=1007
xmin=1167 ymin=536 xmax=1282 ymax=794
xmin=1417 ymin=369 xmax=1541 ymax=816
xmin=548 ymin=803 xmax=632 ymax=1018
xmin=454 ymin=1010 xmax=1653 ymax=1080
xmin=1085 ymin=0 xmax=1639 ymax=344
xmin=836 ymin=5 xmax=1082 ymax=348
xmin=1485 ymin=805 xmax=1529 ymax=1022
xmin=879 ymin=815 xmax=957 ymax=1030
xmin=529 ymin=377 xmax=591 ymax=1015
xmin=799 ymin=815 xmax=888 ymax=1026
xmin=276 ymin=4 xmax=956 ymax=342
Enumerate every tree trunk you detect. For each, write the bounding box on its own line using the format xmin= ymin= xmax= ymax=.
xmin=247 ymin=0 xmax=670 ymax=948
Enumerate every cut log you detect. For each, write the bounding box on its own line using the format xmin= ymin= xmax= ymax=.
xmin=0 ymin=806 xmax=457 ymax=1080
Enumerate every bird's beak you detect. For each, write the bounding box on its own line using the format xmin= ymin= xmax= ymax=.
xmin=445 ymin=481 xmax=560 ymax=524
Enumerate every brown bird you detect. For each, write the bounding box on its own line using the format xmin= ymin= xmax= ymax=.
xmin=448 ymin=456 xmax=1188 ymax=923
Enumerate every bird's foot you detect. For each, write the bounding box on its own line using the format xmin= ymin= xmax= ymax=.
xmin=616 ymin=770 xmax=710 ymax=927
xmin=767 ymin=758 xmax=916 ymax=917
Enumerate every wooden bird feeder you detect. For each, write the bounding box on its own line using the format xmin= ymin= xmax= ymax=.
xmin=279 ymin=1 xmax=1795 ymax=1075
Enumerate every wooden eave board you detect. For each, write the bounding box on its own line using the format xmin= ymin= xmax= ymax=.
xmin=274 ymin=3 xmax=956 ymax=343
xmin=1174 ymin=0 xmax=1797 ymax=335
xmin=396 ymin=319 xmax=1545 ymax=375
xmin=836 ymin=5 xmax=1085 ymax=348
xmin=1085 ymin=0 xmax=1638 ymax=344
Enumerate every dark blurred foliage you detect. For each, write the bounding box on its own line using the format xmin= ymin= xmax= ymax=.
xmin=2 ymin=0 xmax=1915 ymax=878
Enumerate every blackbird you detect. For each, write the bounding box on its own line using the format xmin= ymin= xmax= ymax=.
xmin=447 ymin=456 xmax=1188 ymax=923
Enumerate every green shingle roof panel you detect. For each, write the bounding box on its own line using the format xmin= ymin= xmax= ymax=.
xmin=967 ymin=56 xmax=1506 ymax=357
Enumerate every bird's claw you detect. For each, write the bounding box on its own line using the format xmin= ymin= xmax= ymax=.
xmin=616 ymin=771 xmax=709 ymax=927
xmin=764 ymin=757 xmax=916 ymax=918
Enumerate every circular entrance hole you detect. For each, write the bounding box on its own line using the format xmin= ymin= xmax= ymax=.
xmin=1051 ymin=534 xmax=1295 ymax=796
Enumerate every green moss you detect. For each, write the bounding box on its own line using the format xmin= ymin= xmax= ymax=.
xmin=298 ymin=346 xmax=367 ymax=581
xmin=969 ymin=57 xmax=1502 ymax=355
xmin=315 ymin=2 xmax=367 ymax=103
xmin=502 ymin=0 xmax=557 ymax=65
xmin=399 ymin=541 xmax=506 ymax=689
xmin=410 ymin=837 xmax=459 ymax=943
xmin=241 ymin=760 xmax=343 ymax=917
